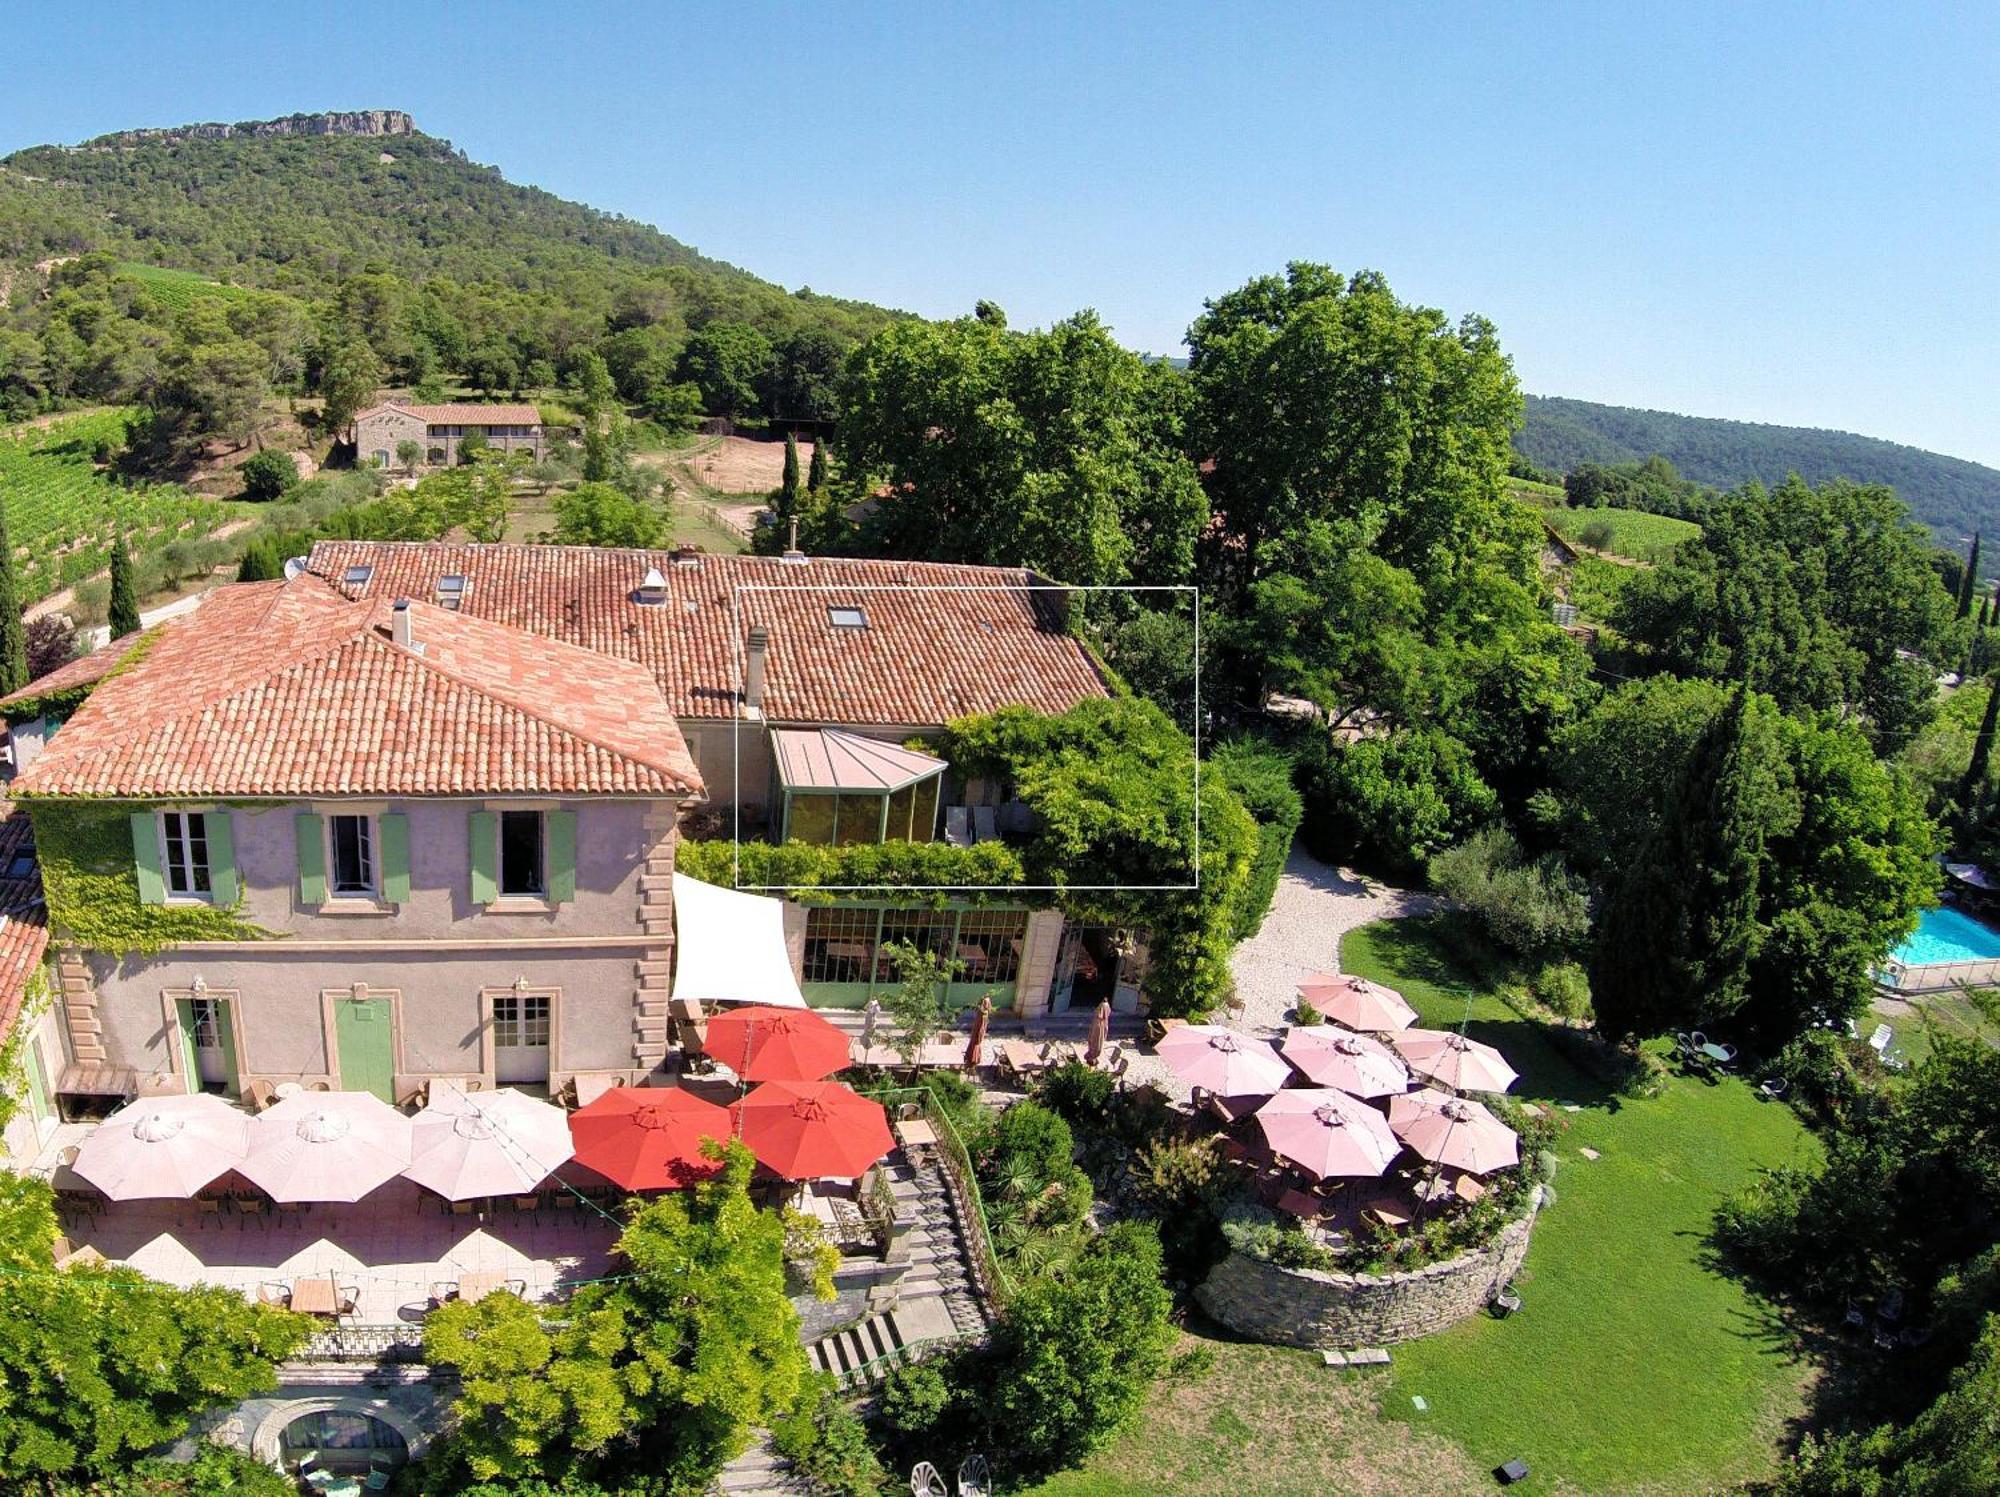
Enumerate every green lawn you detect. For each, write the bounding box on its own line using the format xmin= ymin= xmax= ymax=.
xmin=1345 ymin=918 xmax=1819 ymax=1495
xmin=1547 ymin=506 xmax=1700 ymax=564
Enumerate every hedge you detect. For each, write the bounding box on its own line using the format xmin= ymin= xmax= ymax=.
xmin=675 ymin=838 xmax=1026 ymax=906
xmin=1208 ymin=739 xmax=1303 ymax=940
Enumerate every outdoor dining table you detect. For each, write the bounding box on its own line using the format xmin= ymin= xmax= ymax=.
xmin=455 ymin=1270 xmax=510 ymax=1304
xmin=895 ymin=1117 xmax=938 ymax=1164
xmin=996 ymin=1040 xmax=1046 ymax=1076
xmin=1275 ymin=1186 xmax=1325 ymax=1219
xmin=290 ymin=1276 xmax=341 ymax=1317
xmin=1360 ymin=1196 xmax=1413 ymax=1230
xmin=1698 ymin=1042 xmax=1733 ymax=1066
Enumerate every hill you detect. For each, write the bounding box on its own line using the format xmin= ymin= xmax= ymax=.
xmin=0 ymin=110 xmax=901 ymax=341
xmin=1517 ymin=394 xmax=2000 ymax=542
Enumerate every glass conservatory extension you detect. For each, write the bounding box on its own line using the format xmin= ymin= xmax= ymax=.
xmin=773 ymin=728 xmax=946 ymax=845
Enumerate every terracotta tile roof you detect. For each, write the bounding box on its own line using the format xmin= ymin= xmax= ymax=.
xmin=0 ymin=630 xmax=145 ymax=711
xmin=0 ymin=803 xmax=48 ymax=1050
xmin=304 ymin=542 xmax=1112 ymax=725
xmin=9 ymin=577 xmax=702 ymax=800
xmin=356 ymin=402 xmax=543 ymax=425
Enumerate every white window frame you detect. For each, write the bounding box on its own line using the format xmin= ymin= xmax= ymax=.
xmin=491 ymin=994 xmax=551 ymax=1050
xmin=158 ymin=810 xmax=213 ymax=902
xmin=327 ymin=813 xmax=378 ymax=897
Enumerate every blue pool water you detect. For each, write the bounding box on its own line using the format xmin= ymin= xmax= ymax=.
xmin=1891 ymin=906 xmax=2000 ymax=966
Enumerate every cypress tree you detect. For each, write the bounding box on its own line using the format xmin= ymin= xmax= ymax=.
xmin=1589 ymin=690 xmax=1776 ymax=1038
xmin=1957 ymin=677 xmax=2000 ymax=826
xmin=1982 ymin=596 xmax=1991 ymax=631
xmin=780 ymin=430 xmax=801 ymax=515
xmin=1959 ymin=533 xmax=1982 ymax=618
xmin=108 ymin=534 xmax=141 ymax=638
xmin=807 ymin=433 xmax=828 ymax=492
xmin=0 ymin=500 xmax=26 ymax=695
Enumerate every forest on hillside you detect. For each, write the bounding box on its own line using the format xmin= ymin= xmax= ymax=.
xmin=1518 ymin=394 xmax=2000 ymax=542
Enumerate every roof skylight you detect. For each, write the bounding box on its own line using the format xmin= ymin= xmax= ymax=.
xmin=829 ymin=605 xmax=868 ymax=629
xmin=343 ymin=564 xmax=374 ymax=587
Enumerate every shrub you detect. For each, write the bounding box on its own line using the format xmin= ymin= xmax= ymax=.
xmin=1035 ymin=1061 xmax=1115 ymax=1128
xmin=1294 ymin=996 xmax=1325 ymax=1025
xmin=768 ymin=1374 xmax=886 ymax=1497
xmin=1577 ymin=518 xmax=1616 ymax=551
xmin=1302 ymin=727 xmax=1496 ymax=875
xmin=1530 ymin=961 xmax=1593 ymax=1022
xmin=1208 ymin=739 xmax=1304 ymax=940
xmin=978 ymin=1102 xmax=1090 ymax=1240
xmin=238 ymin=449 xmax=297 ymax=502
xmin=1429 ymin=825 xmax=1591 ymax=962
xmin=879 ymin=1360 xmax=952 ymax=1437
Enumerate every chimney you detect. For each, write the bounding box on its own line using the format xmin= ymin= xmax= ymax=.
xmin=744 ymin=625 xmax=770 ymax=712
xmin=781 ymin=515 xmax=807 ymax=566
xmin=391 ymin=597 xmax=414 ymax=649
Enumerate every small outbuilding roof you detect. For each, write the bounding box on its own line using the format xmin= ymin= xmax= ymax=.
xmin=772 ymin=728 xmax=945 ymax=793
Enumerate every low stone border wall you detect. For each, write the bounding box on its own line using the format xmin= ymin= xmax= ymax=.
xmin=1196 ymin=1189 xmax=1541 ymax=1348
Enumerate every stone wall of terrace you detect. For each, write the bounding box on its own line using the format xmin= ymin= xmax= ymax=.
xmin=1196 ymin=1189 xmax=1541 ymax=1348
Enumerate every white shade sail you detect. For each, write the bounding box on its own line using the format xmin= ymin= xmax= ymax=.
xmin=672 ymin=872 xmax=807 ymax=1008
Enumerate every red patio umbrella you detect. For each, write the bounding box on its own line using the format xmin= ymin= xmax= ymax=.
xmin=568 ymin=1086 xmax=732 ymax=1189
xmin=704 ymin=1004 xmax=852 ymax=1082
xmin=731 ymin=1079 xmax=895 ymax=1180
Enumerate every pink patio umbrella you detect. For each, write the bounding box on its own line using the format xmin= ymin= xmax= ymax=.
xmin=1391 ymin=1029 xmax=1519 ymax=1094
xmin=1280 ymin=1028 xmax=1411 ymax=1099
xmin=406 ymin=1086 xmax=576 ymax=1200
xmin=1153 ymin=1025 xmax=1291 ymax=1097
xmin=1255 ymin=1088 xmax=1402 ymax=1180
xmin=1387 ymin=1090 xmax=1519 ymax=1175
xmin=239 ymin=1091 xmax=414 ymax=1202
xmin=1295 ymin=973 xmax=1419 ymax=1031
xmin=70 ymin=1093 xmax=251 ymax=1200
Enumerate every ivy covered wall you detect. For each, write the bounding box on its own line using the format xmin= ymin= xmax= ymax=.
xmin=27 ymin=802 xmax=274 ymax=954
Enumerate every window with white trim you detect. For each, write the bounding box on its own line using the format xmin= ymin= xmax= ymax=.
xmin=160 ymin=812 xmax=211 ymax=898
xmin=329 ymin=814 xmax=376 ymax=896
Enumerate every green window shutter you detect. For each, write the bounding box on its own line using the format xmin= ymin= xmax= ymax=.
xmin=295 ymin=813 xmax=326 ymax=905
xmin=205 ymin=812 xmax=239 ymax=906
xmin=131 ymin=811 xmax=165 ymax=905
xmin=469 ymin=811 xmax=498 ymax=905
xmin=547 ymin=811 xmax=577 ymax=903
xmin=173 ymin=998 xmax=200 ymax=1091
xmin=379 ymin=813 xmax=411 ymax=903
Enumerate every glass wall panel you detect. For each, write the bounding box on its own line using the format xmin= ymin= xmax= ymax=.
xmin=788 ymin=793 xmax=837 ymax=845
xmin=833 ymin=793 xmax=883 ymax=846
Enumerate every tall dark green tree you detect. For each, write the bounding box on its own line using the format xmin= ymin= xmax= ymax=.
xmin=1960 ymin=533 xmax=1983 ymax=618
xmin=779 ymin=429 xmax=801 ymax=519
xmin=1958 ymin=676 xmax=2000 ymax=824
xmin=0 ymin=501 xmax=26 ymax=695
xmin=806 ymin=433 xmax=828 ymax=492
xmin=107 ymin=534 xmax=140 ymax=638
xmin=1981 ymin=596 xmax=1992 ymax=630
xmin=1588 ymin=690 xmax=1782 ymax=1039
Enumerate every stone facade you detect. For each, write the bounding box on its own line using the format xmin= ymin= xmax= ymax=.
xmin=1196 ymin=1190 xmax=1542 ymax=1348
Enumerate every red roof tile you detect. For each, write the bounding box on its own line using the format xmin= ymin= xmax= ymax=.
xmin=0 ymin=803 xmax=48 ymax=1050
xmin=355 ymin=402 xmax=543 ymax=425
xmin=0 ymin=630 xmax=145 ymax=711
xmin=9 ymin=578 xmax=701 ymax=799
xmin=304 ymin=543 xmax=1111 ymax=725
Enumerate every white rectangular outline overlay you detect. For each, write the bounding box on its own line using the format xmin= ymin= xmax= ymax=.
xmin=728 ymin=582 xmax=1201 ymax=893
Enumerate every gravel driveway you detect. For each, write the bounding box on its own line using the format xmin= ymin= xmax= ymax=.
xmin=1123 ymin=843 xmax=1439 ymax=1098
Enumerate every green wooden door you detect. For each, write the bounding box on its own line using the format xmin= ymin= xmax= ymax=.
xmin=334 ymin=997 xmax=395 ymax=1102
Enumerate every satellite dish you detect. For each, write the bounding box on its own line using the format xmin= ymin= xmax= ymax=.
xmin=282 ymin=556 xmax=309 ymax=580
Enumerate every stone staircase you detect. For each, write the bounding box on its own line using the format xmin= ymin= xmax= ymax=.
xmin=713 ymin=1434 xmax=801 ymax=1495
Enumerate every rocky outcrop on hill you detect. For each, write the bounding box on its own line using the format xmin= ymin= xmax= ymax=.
xmin=86 ymin=111 xmax=416 ymax=147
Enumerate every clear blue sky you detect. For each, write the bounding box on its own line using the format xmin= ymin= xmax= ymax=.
xmin=6 ymin=2 xmax=1996 ymax=464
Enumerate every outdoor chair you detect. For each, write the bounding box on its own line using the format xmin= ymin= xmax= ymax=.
xmin=957 ymin=1454 xmax=992 ymax=1497
xmin=1674 ymin=1032 xmax=1694 ymax=1055
xmin=1758 ymin=1077 xmax=1789 ymax=1102
xmin=1690 ymin=1031 xmax=1708 ymax=1050
xmin=257 ymin=1281 xmax=292 ymax=1308
xmin=910 ymin=1462 xmax=950 ymax=1497
xmin=511 ymin=1193 xmax=542 ymax=1221
xmin=236 ymin=1197 xmax=271 ymax=1230
xmin=276 ymin=1200 xmax=309 ymax=1228
xmin=431 ymin=1281 xmax=456 ymax=1305
xmin=337 ymin=1287 xmax=360 ymax=1318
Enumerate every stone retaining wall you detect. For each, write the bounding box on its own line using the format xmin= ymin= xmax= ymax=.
xmin=1196 ymin=1190 xmax=1541 ymax=1348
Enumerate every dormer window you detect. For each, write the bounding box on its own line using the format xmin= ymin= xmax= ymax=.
xmin=829 ymin=605 xmax=868 ymax=629
xmin=635 ymin=567 xmax=669 ymax=606
xmin=437 ymin=574 xmax=468 ymax=610
xmin=344 ymin=565 xmax=374 ymax=589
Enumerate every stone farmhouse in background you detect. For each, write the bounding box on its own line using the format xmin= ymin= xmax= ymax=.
xmin=351 ymin=400 xmax=545 ymax=469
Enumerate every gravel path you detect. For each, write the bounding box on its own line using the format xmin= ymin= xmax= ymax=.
xmin=1123 ymin=843 xmax=1440 ymax=1099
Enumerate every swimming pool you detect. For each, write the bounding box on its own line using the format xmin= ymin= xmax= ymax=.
xmin=1889 ymin=906 xmax=2000 ymax=967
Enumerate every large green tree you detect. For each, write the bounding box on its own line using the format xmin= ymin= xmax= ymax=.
xmin=1559 ymin=677 xmax=1936 ymax=1044
xmin=1616 ymin=476 xmax=1955 ymax=751
xmin=836 ymin=310 xmax=1206 ymax=588
xmin=422 ymin=1143 xmax=807 ymax=1489
xmin=107 ymin=534 xmax=140 ymax=638
xmin=677 ymin=322 xmax=773 ymax=421
xmin=1185 ymin=262 xmax=1522 ymax=601
xmin=0 ymin=1177 xmax=311 ymax=1481
xmin=551 ymin=481 xmax=666 ymax=548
